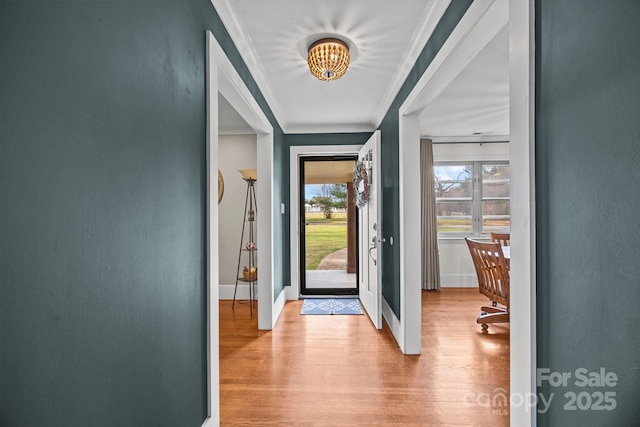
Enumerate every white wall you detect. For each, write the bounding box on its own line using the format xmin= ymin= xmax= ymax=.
xmin=438 ymin=239 xmax=478 ymax=287
xmin=218 ymin=134 xmax=257 ymax=298
xmin=433 ymin=141 xmax=509 ymax=287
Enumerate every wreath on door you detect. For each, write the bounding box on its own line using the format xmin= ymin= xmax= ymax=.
xmin=353 ymin=161 xmax=369 ymax=208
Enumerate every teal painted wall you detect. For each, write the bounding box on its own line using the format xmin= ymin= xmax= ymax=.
xmin=536 ymin=0 xmax=640 ymax=424
xmin=280 ymin=133 xmax=372 ymax=289
xmin=377 ymin=0 xmax=472 ymax=318
xmin=0 ymin=0 xmax=284 ymax=425
xmin=0 ymin=2 xmax=208 ymax=425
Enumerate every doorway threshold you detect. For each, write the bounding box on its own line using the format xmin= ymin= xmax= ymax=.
xmin=300 ymin=294 xmax=358 ymax=299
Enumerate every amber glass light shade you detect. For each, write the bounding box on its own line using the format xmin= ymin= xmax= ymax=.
xmin=307 ymin=38 xmax=350 ymax=81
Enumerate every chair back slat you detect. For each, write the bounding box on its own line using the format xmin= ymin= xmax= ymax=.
xmin=465 ymin=238 xmax=510 ymax=308
xmin=490 ymin=232 xmax=510 ymax=247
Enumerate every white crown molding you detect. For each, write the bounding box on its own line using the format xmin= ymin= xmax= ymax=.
xmin=211 ymin=0 xmax=284 ymax=130
xmin=372 ymin=0 xmax=451 ymax=128
xmin=285 ymin=122 xmax=376 ymax=135
xmin=428 ymin=135 xmax=510 ymax=143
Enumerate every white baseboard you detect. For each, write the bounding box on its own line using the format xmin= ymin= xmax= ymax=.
xmin=219 ymin=283 xmax=253 ymax=300
xmin=284 ymin=284 xmax=298 ymax=300
xmin=272 ymin=289 xmax=286 ymax=327
xmin=440 ymin=274 xmax=477 ymax=288
xmin=382 ymin=298 xmax=403 ymax=352
xmin=201 ymin=416 xmax=214 ymax=427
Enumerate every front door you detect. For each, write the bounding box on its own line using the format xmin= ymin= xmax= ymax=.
xmin=357 ymin=131 xmax=382 ymax=329
xmin=299 ymin=156 xmax=358 ymax=296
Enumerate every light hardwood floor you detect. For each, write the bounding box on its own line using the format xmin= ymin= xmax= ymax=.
xmin=220 ymin=289 xmax=509 ymax=426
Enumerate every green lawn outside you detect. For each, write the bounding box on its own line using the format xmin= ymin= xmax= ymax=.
xmin=304 ymin=221 xmax=348 ymax=270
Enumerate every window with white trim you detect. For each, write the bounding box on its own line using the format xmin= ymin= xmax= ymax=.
xmin=434 ymin=161 xmax=510 ymax=236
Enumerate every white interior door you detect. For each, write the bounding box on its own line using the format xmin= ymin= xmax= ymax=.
xmin=358 ymin=130 xmax=382 ymax=329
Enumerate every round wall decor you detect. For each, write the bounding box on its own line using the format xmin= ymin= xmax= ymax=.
xmin=218 ymin=169 xmax=224 ymax=203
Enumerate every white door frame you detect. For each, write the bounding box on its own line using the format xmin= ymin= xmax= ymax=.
xmin=397 ymin=1 xmax=536 ymax=426
xmin=397 ymin=0 xmax=509 ymax=355
xmin=287 ymin=145 xmax=363 ymax=300
xmin=508 ymin=1 xmax=536 ymax=425
xmin=204 ymin=31 xmax=280 ymax=427
xmin=357 ymin=131 xmax=383 ymax=329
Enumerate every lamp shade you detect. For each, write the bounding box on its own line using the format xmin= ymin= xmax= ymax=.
xmin=307 ymin=38 xmax=350 ymax=81
xmin=238 ymin=169 xmax=257 ymax=181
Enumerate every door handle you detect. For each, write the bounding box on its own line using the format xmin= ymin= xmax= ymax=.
xmin=369 ymin=236 xmax=378 ymax=265
xmin=368 ymin=245 xmax=377 ymax=266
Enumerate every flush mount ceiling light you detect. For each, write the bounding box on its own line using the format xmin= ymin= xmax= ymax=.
xmin=307 ymin=38 xmax=350 ymax=81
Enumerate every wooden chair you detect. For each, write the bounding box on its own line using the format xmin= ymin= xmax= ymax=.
xmin=465 ymin=238 xmax=510 ymax=332
xmin=490 ymin=232 xmax=510 ymax=247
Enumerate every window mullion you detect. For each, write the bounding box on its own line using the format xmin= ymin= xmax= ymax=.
xmin=473 ymin=161 xmax=482 ymax=236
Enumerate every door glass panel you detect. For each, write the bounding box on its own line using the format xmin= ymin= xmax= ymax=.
xmin=301 ymin=158 xmax=357 ymax=294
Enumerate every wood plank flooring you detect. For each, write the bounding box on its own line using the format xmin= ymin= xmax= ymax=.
xmin=220 ymin=289 xmax=509 ymax=426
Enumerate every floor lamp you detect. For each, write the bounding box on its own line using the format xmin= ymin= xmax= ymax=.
xmin=233 ymin=169 xmax=257 ymax=314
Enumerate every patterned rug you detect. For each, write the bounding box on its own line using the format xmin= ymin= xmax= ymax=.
xmin=300 ymin=298 xmax=363 ymax=315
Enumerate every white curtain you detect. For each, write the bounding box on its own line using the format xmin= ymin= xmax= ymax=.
xmin=421 ymin=138 xmax=441 ymax=290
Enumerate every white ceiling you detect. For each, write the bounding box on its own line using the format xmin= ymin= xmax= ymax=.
xmin=214 ymin=0 xmax=509 ymax=139
xmin=218 ymin=93 xmax=252 ymax=135
xmin=419 ymin=24 xmax=509 ymax=138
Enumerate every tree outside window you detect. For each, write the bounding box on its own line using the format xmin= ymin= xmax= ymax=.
xmin=313 ymin=184 xmax=347 ymax=219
